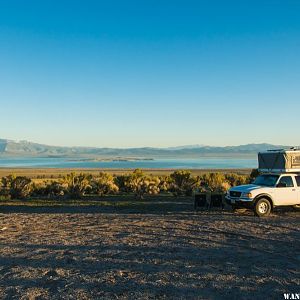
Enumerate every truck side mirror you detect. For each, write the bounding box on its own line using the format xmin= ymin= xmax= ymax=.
xmin=276 ymin=182 xmax=287 ymax=188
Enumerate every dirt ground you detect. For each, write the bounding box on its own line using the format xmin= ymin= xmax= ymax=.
xmin=0 ymin=204 xmax=299 ymax=299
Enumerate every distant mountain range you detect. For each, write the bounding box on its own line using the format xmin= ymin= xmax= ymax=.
xmin=0 ymin=138 xmax=294 ymax=159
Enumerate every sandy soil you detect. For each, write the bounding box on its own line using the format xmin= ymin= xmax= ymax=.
xmin=0 ymin=207 xmax=299 ymax=299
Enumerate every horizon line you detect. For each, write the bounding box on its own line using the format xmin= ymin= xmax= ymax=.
xmin=0 ymin=137 xmax=293 ymax=149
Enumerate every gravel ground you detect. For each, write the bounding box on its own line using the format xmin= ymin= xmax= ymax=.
xmin=0 ymin=207 xmax=299 ymax=299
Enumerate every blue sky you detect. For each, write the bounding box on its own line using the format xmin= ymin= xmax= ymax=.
xmin=0 ymin=0 xmax=299 ymax=147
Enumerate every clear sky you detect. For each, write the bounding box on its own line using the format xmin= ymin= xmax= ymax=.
xmin=0 ymin=0 xmax=299 ymax=148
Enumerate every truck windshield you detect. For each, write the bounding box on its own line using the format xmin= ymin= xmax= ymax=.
xmin=253 ymin=175 xmax=279 ymax=187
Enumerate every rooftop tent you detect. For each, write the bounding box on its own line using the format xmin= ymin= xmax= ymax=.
xmin=258 ymin=149 xmax=300 ymax=173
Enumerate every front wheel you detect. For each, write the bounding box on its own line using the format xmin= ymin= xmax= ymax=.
xmin=255 ymin=198 xmax=272 ymax=217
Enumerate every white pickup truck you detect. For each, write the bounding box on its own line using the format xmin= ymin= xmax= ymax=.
xmin=225 ymin=173 xmax=300 ymax=216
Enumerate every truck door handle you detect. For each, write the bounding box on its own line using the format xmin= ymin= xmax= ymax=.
xmin=292 ymin=189 xmax=296 ymax=191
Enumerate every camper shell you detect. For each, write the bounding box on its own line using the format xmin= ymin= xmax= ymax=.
xmin=258 ymin=148 xmax=300 ymax=173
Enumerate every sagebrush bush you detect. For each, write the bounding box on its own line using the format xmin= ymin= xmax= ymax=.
xmin=61 ymin=173 xmax=92 ymax=199
xmin=92 ymin=172 xmax=119 ymax=196
xmin=122 ymin=169 xmax=161 ymax=199
xmin=0 ymin=175 xmax=32 ymax=199
xmin=169 ymin=170 xmax=200 ymax=196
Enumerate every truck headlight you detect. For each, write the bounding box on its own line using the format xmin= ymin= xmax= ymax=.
xmin=241 ymin=192 xmax=252 ymax=198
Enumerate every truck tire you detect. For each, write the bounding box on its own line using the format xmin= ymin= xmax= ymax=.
xmin=255 ymin=198 xmax=271 ymax=217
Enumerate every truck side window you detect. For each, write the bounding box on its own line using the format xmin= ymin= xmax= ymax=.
xmin=295 ymin=176 xmax=300 ymax=187
xmin=278 ymin=176 xmax=294 ymax=187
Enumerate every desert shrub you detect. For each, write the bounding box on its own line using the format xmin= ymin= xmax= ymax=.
xmin=92 ymin=172 xmax=119 ymax=196
xmin=0 ymin=175 xmax=32 ymax=199
xmin=200 ymin=173 xmax=230 ymax=192
xmin=125 ymin=169 xmax=161 ymax=199
xmin=169 ymin=170 xmax=200 ymax=196
xmin=158 ymin=175 xmax=171 ymax=193
xmin=225 ymin=173 xmax=249 ymax=187
xmin=45 ymin=181 xmax=65 ymax=198
xmin=0 ymin=177 xmax=10 ymax=198
xmin=114 ymin=174 xmax=132 ymax=193
xmin=0 ymin=194 xmax=11 ymax=200
xmin=61 ymin=173 xmax=92 ymax=199
xmin=30 ymin=182 xmax=46 ymax=197
xmin=31 ymin=181 xmax=66 ymax=198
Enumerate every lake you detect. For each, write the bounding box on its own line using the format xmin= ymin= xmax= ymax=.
xmin=0 ymin=157 xmax=257 ymax=169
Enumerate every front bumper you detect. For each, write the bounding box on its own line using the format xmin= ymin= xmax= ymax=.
xmin=225 ymin=195 xmax=255 ymax=208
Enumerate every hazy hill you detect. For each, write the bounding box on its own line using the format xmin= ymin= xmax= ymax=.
xmin=0 ymin=139 xmax=292 ymax=159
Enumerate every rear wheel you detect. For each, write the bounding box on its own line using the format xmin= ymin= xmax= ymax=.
xmin=255 ymin=198 xmax=272 ymax=217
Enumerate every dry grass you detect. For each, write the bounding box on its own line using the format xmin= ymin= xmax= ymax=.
xmin=0 ymin=198 xmax=299 ymax=299
xmin=0 ymin=168 xmax=252 ymax=180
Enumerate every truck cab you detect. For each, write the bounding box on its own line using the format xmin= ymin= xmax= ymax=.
xmin=225 ymin=173 xmax=300 ymax=216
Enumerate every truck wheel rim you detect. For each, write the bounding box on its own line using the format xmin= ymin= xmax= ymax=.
xmin=258 ymin=202 xmax=268 ymax=214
